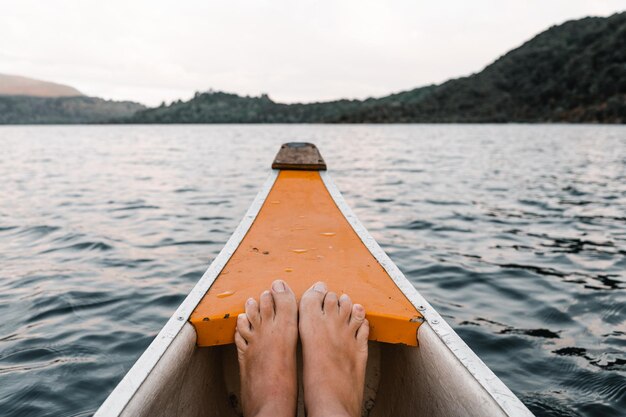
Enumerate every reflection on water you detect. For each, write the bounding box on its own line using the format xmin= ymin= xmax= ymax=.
xmin=0 ymin=124 xmax=624 ymax=417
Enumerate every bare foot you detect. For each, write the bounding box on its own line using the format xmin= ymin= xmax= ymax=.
xmin=235 ymin=280 xmax=298 ymax=417
xmin=299 ymin=281 xmax=369 ymax=417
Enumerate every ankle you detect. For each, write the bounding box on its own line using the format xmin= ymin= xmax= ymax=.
xmin=248 ymin=402 xmax=296 ymax=417
xmin=306 ymin=401 xmax=356 ymax=417
xmin=308 ymin=411 xmax=353 ymax=417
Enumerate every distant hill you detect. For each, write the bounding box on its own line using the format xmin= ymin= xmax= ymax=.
xmin=128 ymin=12 xmax=625 ymax=124
xmin=0 ymin=96 xmax=145 ymax=124
xmin=124 ymin=86 xmax=436 ymax=124
xmin=0 ymin=74 xmax=145 ymax=124
xmin=0 ymin=73 xmax=83 ymax=97
xmin=340 ymin=12 xmax=626 ymax=123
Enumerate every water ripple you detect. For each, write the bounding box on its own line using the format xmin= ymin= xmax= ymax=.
xmin=0 ymin=124 xmax=624 ymax=417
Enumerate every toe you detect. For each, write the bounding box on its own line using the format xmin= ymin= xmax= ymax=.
xmin=237 ymin=313 xmax=253 ymax=341
xmin=356 ymin=319 xmax=370 ymax=346
xmin=271 ymin=279 xmax=297 ymax=315
xmin=323 ymin=291 xmax=339 ymax=315
xmin=245 ymin=297 xmax=261 ymax=328
xmin=300 ymin=281 xmax=327 ymax=314
xmin=339 ymin=293 xmax=352 ymax=322
xmin=234 ymin=329 xmax=248 ymax=353
xmin=349 ymin=303 xmax=366 ymax=334
xmin=259 ymin=290 xmax=275 ymax=321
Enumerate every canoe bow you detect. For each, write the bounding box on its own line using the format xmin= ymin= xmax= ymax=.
xmin=191 ymin=143 xmax=423 ymax=346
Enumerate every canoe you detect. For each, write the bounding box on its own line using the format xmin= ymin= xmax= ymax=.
xmin=95 ymin=143 xmax=535 ymax=417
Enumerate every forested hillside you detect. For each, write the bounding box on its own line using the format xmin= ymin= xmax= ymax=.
xmin=0 ymin=96 xmax=145 ymax=124
xmin=127 ymin=12 xmax=625 ymax=124
xmin=340 ymin=12 xmax=625 ymax=122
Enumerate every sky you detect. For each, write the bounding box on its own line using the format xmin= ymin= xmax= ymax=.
xmin=0 ymin=1 xmax=623 ymax=106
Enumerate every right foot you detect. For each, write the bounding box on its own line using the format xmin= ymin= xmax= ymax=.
xmin=235 ymin=280 xmax=299 ymax=417
xmin=299 ymin=281 xmax=370 ymax=417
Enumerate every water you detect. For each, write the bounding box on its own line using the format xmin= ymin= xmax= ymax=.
xmin=0 ymin=125 xmax=624 ymax=417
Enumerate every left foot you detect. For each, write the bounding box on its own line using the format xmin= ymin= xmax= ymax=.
xmin=235 ymin=280 xmax=299 ymax=417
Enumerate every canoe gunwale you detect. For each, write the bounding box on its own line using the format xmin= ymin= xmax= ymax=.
xmin=320 ymin=171 xmax=534 ymax=417
xmin=94 ymin=170 xmax=280 ymax=417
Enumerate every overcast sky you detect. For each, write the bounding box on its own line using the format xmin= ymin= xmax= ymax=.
xmin=0 ymin=1 xmax=623 ymax=106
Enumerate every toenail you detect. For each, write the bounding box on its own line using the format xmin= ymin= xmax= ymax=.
xmin=339 ymin=294 xmax=350 ymax=302
xmin=246 ymin=298 xmax=255 ymax=305
xmin=272 ymin=280 xmax=286 ymax=293
xmin=314 ymin=282 xmax=327 ymax=293
xmin=354 ymin=304 xmax=365 ymax=319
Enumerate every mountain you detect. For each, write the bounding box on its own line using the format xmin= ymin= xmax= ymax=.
xmin=128 ymin=12 xmax=625 ymax=124
xmin=340 ymin=12 xmax=626 ymax=123
xmin=0 ymin=96 xmax=145 ymax=124
xmin=0 ymin=73 xmax=83 ymax=97
xmin=0 ymin=74 xmax=145 ymax=124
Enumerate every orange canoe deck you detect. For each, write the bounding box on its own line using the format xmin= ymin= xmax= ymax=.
xmin=190 ymin=169 xmax=422 ymax=347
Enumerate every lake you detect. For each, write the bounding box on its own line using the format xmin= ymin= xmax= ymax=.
xmin=0 ymin=124 xmax=624 ymax=417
